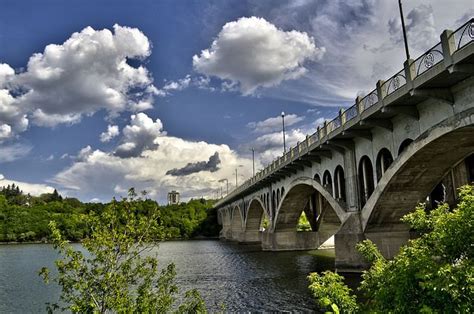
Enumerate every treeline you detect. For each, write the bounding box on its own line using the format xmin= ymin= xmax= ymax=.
xmin=0 ymin=184 xmax=219 ymax=242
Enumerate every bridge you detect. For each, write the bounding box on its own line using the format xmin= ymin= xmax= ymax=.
xmin=214 ymin=19 xmax=474 ymax=271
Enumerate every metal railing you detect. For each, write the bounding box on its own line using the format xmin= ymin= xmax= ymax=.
xmin=381 ymin=69 xmax=406 ymax=97
xmin=450 ymin=18 xmax=474 ymax=51
xmin=413 ymin=42 xmax=444 ymax=78
xmin=215 ymin=18 xmax=474 ymax=208
xmin=360 ymin=89 xmax=379 ymax=111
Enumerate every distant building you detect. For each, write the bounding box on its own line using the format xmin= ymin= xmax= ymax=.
xmin=167 ymin=190 xmax=180 ymax=205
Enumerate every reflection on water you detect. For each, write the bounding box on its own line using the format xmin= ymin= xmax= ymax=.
xmin=0 ymin=240 xmax=344 ymax=313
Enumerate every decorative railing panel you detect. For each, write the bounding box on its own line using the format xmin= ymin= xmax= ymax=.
xmin=381 ymin=69 xmax=406 ymax=96
xmin=361 ymin=89 xmax=378 ymax=111
xmin=344 ymin=104 xmax=358 ymax=122
xmin=414 ymin=42 xmax=443 ymax=78
xmin=451 ymin=18 xmax=474 ymax=51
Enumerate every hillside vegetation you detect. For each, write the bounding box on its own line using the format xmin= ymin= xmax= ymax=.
xmin=0 ymin=184 xmax=218 ymax=242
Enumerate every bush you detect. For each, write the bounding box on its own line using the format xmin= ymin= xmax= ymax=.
xmin=308 ymin=185 xmax=474 ymax=313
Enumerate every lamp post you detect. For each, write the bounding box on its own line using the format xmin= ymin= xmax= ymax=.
xmin=235 ymin=168 xmax=238 ymax=187
xmin=218 ymin=178 xmax=229 ymax=195
xmin=398 ymin=0 xmax=410 ymax=60
xmin=250 ymin=147 xmax=255 ymax=176
xmin=234 ymin=165 xmax=243 ymax=189
xmin=281 ymin=111 xmax=286 ymax=153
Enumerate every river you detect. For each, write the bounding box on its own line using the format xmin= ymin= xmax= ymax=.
xmin=0 ymin=240 xmax=348 ymax=313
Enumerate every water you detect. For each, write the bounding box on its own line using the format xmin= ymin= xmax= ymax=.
xmin=0 ymin=240 xmax=339 ymax=313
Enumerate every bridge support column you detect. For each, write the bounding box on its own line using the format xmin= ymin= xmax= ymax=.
xmin=334 ymin=212 xmax=369 ymax=272
xmin=236 ymin=230 xmax=261 ymax=243
xmin=261 ymin=231 xmax=319 ymax=251
xmin=365 ymin=229 xmax=414 ymax=260
xmin=335 ymin=213 xmax=417 ymax=272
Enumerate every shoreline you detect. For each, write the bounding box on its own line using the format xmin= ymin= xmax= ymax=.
xmin=0 ymin=236 xmax=220 ymax=245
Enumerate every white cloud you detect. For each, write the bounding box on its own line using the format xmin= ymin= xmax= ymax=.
xmin=162 ymin=75 xmax=191 ymax=91
xmin=115 ymin=113 xmax=164 ymax=158
xmin=52 ymin=114 xmax=256 ymax=202
xmin=0 ymin=24 xmax=157 ymax=137
xmin=252 ymin=128 xmax=308 ymax=164
xmin=0 ymin=63 xmax=28 ymax=140
xmin=100 ymin=124 xmax=120 ymax=142
xmin=0 ymin=174 xmax=54 ymax=196
xmin=77 ymin=145 xmax=93 ymax=162
xmin=193 ymin=16 xmax=325 ymax=95
xmin=0 ymin=142 xmax=32 ymax=163
xmin=247 ymin=113 xmax=304 ymax=133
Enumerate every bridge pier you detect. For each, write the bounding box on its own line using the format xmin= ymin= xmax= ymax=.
xmin=334 ymin=213 xmax=368 ymax=272
xmin=236 ymin=230 xmax=261 ymax=243
xmin=335 ymin=213 xmax=416 ymax=272
xmin=261 ymin=231 xmax=319 ymax=251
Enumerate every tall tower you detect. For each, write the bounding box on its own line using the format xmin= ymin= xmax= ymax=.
xmin=167 ymin=190 xmax=180 ymax=205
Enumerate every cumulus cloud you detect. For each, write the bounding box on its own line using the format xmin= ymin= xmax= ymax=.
xmin=193 ymin=16 xmax=325 ymax=95
xmin=247 ymin=113 xmax=303 ymax=133
xmin=100 ymin=125 xmax=120 ymax=142
xmin=52 ymin=134 xmax=255 ymax=202
xmin=115 ymin=113 xmax=164 ymax=158
xmin=0 ymin=24 xmax=157 ymax=138
xmin=166 ymin=152 xmax=221 ymax=176
xmin=0 ymin=174 xmax=55 ymax=196
xmin=251 ymin=128 xmax=308 ymax=164
xmin=0 ymin=64 xmax=28 ymax=140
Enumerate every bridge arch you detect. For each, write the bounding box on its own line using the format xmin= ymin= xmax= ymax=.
xmin=398 ymin=138 xmax=413 ymax=156
xmin=376 ymin=148 xmax=394 ymax=182
xmin=273 ymin=177 xmax=348 ymax=233
xmin=358 ymin=155 xmax=375 ymax=207
xmin=362 ymin=111 xmax=474 ymax=232
xmin=334 ymin=165 xmax=346 ymax=202
xmin=230 ymin=205 xmax=243 ymax=238
xmin=322 ymin=170 xmax=333 ymax=196
xmin=314 ymin=173 xmax=321 ymax=183
xmin=245 ymin=197 xmax=268 ymax=233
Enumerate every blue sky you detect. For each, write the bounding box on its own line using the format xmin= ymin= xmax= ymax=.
xmin=0 ymin=0 xmax=472 ymax=202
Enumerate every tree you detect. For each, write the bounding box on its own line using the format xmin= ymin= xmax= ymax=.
xmin=308 ymin=185 xmax=474 ymax=313
xmin=39 ymin=188 xmax=206 ymax=313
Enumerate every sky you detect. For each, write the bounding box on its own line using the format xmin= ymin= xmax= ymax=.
xmin=0 ymin=0 xmax=472 ymax=203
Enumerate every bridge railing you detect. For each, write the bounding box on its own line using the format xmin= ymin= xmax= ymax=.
xmin=381 ymin=68 xmax=406 ymax=97
xmin=413 ymin=42 xmax=444 ymax=78
xmin=214 ymin=18 xmax=474 ymax=208
xmin=449 ymin=18 xmax=474 ymax=52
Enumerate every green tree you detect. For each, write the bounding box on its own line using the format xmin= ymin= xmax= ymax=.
xmin=308 ymin=185 xmax=474 ymax=313
xmin=39 ymin=189 xmax=206 ymax=313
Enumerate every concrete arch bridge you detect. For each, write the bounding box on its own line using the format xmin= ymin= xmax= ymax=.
xmin=214 ymin=19 xmax=474 ymax=271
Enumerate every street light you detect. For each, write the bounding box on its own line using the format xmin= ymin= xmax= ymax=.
xmin=398 ymin=0 xmax=410 ymax=60
xmin=235 ymin=165 xmax=243 ymax=187
xmin=250 ymin=147 xmax=255 ymax=176
xmin=281 ymin=111 xmax=286 ymax=153
xmin=218 ymin=178 xmax=229 ymax=195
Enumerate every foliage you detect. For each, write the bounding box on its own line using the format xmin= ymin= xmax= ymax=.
xmin=308 ymin=185 xmax=474 ymax=313
xmin=297 ymin=211 xmax=312 ymax=231
xmin=260 ymin=216 xmax=269 ymax=231
xmin=39 ymin=189 xmax=206 ymax=313
xmin=0 ymin=184 xmax=218 ymax=242
xmin=159 ymin=198 xmax=218 ymax=239
xmin=308 ymin=271 xmax=358 ymax=313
